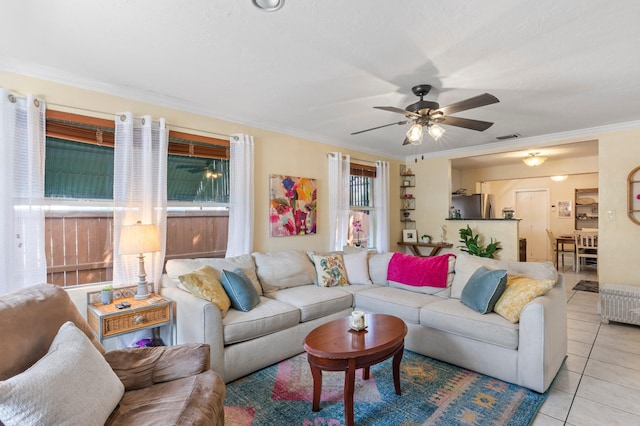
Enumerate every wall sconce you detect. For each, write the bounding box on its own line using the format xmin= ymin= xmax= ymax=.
xmin=523 ymin=152 xmax=547 ymax=167
xmin=550 ymin=175 xmax=568 ymax=182
xmin=119 ymin=221 xmax=161 ymax=300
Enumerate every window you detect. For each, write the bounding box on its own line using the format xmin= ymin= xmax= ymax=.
xmin=43 ymin=110 xmax=231 ymax=287
xmin=349 ymin=163 xmax=376 ymax=248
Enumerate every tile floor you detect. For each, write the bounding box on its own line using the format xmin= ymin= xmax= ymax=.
xmin=532 ymin=262 xmax=640 ymax=425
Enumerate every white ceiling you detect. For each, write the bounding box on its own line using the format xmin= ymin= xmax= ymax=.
xmin=1 ymin=1 xmax=639 ymax=161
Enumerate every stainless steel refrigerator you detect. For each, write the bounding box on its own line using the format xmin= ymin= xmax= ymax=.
xmin=451 ymin=194 xmax=495 ymax=219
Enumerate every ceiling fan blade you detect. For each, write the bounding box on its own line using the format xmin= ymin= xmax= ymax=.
xmin=439 ymin=116 xmax=494 ymax=131
xmin=436 ymin=93 xmax=499 ymax=116
xmin=351 ymin=120 xmax=408 ymax=135
xmin=374 ymin=106 xmax=422 ymax=119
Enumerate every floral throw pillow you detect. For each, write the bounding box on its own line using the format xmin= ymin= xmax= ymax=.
xmin=312 ymin=254 xmax=349 ymax=287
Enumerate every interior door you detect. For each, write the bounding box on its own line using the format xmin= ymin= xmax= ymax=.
xmin=516 ymin=190 xmax=549 ymax=262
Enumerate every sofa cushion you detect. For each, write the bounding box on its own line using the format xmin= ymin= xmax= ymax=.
xmin=342 ymin=249 xmax=372 ymax=284
xmin=354 ymin=286 xmax=442 ymax=324
xmin=0 ymin=322 xmax=124 ymax=426
xmin=221 ymin=269 xmax=261 ymax=312
xmin=107 ymin=370 xmax=225 ymax=425
xmin=312 ymin=254 xmax=349 ymax=287
xmin=460 ymin=267 xmax=508 ymax=314
xmin=222 ymin=297 xmax=301 ymax=345
xmin=420 ymin=299 xmax=520 ymax=349
xmin=179 ymin=266 xmax=231 ymax=317
xmin=368 ymin=252 xmax=394 ymax=285
xmin=388 ymin=254 xmax=456 ymax=294
xmin=266 ymin=285 xmax=353 ymax=322
xmin=451 ymin=253 xmax=557 ymax=299
xmin=494 ymin=275 xmax=557 ymax=323
xmin=165 ymin=254 xmax=263 ymax=295
xmin=252 ymin=250 xmax=316 ymax=293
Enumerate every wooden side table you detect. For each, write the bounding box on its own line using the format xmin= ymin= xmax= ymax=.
xmin=397 ymin=241 xmax=453 ymax=257
xmin=87 ymin=287 xmax=174 ymax=346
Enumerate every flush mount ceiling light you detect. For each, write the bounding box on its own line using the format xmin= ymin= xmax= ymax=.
xmin=523 ymin=152 xmax=548 ymax=167
xmin=252 ymin=0 xmax=285 ymax=11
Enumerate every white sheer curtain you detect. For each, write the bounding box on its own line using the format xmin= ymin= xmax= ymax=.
xmin=374 ymin=160 xmax=390 ymax=253
xmin=0 ymin=90 xmax=47 ymax=294
xmin=226 ymin=134 xmax=254 ymax=257
xmin=113 ymin=113 xmax=168 ymax=294
xmin=328 ymin=152 xmax=350 ymax=251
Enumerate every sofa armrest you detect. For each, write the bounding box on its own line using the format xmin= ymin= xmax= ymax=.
xmin=104 ymin=343 xmax=210 ymax=391
xmin=160 ymin=280 xmax=226 ymax=376
xmin=517 ymin=277 xmax=568 ymax=393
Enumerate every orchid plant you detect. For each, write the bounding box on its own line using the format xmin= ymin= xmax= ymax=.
xmin=352 ymin=219 xmax=363 ymax=246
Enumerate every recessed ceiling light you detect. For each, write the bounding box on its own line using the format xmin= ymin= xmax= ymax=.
xmin=252 ymin=0 xmax=285 ymax=12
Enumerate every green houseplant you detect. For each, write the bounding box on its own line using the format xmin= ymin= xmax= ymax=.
xmin=458 ymin=225 xmax=502 ymax=258
xmin=101 ymin=284 xmax=114 ymax=305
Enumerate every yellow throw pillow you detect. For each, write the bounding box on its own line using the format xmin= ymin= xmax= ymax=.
xmin=493 ymin=275 xmax=556 ymax=323
xmin=179 ymin=265 xmax=231 ymax=317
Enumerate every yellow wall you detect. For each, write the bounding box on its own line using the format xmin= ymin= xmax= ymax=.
xmin=1 ymin=70 xmax=403 ymax=255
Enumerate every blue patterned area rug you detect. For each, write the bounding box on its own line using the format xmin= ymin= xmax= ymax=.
xmin=224 ymin=350 xmax=547 ymax=425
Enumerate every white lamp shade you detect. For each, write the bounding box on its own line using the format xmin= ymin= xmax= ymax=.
xmin=119 ymin=222 xmax=161 ymax=255
xmin=406 ymin=123 xmax=423 ymax=143
xmin=428 ymin=124 xmax=446 ymax=141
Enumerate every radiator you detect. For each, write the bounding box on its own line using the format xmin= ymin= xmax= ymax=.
xmin=600 ymin=283 xmax=640 ymax=326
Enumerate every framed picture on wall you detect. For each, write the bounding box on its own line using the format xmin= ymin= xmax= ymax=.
xmin=558 ymin=200 xmax=572 ymax=218
xmin=402 ymin=229 xmax=418 ymax=243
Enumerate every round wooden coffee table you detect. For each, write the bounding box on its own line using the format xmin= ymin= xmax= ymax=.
xmin=303 ymin=313 xmax=407 ymax=426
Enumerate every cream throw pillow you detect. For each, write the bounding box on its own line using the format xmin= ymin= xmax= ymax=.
xmin=312 ymin=254 xmax=349 ymax=287
xmin=179 ymin=265 xmax=231 ymax=317
xmin=493 ymin=275 xmax=556 ymax=323
xmin=0 ymin=321 xmax=124 ymax=426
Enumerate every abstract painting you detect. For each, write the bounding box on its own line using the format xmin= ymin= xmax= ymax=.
xmin=269 ymin=174 xmax=317 ymax=237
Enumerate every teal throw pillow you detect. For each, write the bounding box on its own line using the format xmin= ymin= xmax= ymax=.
xmin=460 ymin=267 xmax=508 ymax=314
xmin=220 ymin=268 xmax=261 ymax=312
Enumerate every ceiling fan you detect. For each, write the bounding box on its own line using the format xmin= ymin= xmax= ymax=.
xmin=351 ymin=84 xmax=499 ymax=145
xmin=176 ymin=159 xmax=225 ymax=179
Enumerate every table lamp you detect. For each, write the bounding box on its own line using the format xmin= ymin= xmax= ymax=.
xmin=119 ymin=221 xmax=161 ymax=300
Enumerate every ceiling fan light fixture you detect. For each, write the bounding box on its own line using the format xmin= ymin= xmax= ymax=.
xmin=428 ymin=124 xmax=446 ymax=141
xmin=406 ymin=123 xmax=423 ymax=144
xmin=252 ymin=0 xmax=285 ymax=12
xmin=523 ymin=152 xmax=547 ymax=167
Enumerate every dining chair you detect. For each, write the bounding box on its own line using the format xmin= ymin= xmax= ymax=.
xmin=575 ymin=231 xmax=598 ymax=272
xmin=546 ymin=229 xmax=574 ymax=270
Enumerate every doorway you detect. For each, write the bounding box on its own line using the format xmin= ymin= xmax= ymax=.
xmin=515 ymin=189 xmax=549 ymax=262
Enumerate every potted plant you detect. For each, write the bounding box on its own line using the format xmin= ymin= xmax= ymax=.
xmin=458 ymin=225 xmax=502 ymax=258
xmin=101 ymin=284 xmax=114 ymax=305
xmin=421 ymin=234 xmax=432 ymax=243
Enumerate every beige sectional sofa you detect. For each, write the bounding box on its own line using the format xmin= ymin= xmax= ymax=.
xmin=160 ymin=249 xmax=567 ymax=393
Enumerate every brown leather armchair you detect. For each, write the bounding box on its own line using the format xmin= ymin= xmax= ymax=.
xmin=0 ymin=284 xmax=225 ymax=425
